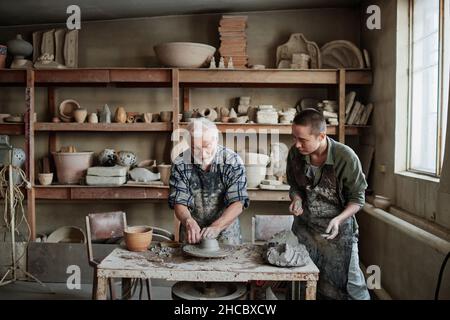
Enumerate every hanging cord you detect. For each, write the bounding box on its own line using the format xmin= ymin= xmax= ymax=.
xmin=434 ymin=251 xmax=450 ymax=300
xmin=0 ymin=164 xmax=32 ymax=266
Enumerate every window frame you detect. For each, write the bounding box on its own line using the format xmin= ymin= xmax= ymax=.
xmin=407 ymin=0 xmax=447 ymax=177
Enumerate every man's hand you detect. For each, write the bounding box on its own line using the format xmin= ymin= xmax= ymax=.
xmin=289 ymin=196 xmax=303 ymax=216
xmin=184 ymin=217 xmax=201 ymax=244
xmin=324 ymin=216 xmax=342 ymax=240
xmin=200 ymin=226 xmax=221 ymax=239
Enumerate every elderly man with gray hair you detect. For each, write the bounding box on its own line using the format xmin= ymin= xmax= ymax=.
xmin=168 ymin=118 xmax=249 ymax=244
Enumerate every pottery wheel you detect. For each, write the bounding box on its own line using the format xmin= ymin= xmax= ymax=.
xmin=182 ymin=243 xmax=234 ymax=258
xmin=172 ymin=281 xmax=247 ymax=300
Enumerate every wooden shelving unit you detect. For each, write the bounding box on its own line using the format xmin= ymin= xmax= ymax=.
xmin=0 ymin=69 xmax=27 ymax=85
xmin=33 ymin=185 xmax=288 ymax=201
xmin=0 ymin=123 xmax=25 ymax=135
xmin=34 ymin=122 xmax=173 ymax=132
xmin=0 ymin=67 xmax=372 ymax=239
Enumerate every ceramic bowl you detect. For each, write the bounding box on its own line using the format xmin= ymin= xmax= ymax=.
xmin=154 ymin=42 xmax=216 ymax=68
xmin=124 ymin=226 xmax=153 ymax=252
xmin=38 ymin=173 xmax=53 ymax=185
xmin=59 ymin=99 xmax=81 ymax=122
xmin=47 ymin=226 xmax=86 ymax=243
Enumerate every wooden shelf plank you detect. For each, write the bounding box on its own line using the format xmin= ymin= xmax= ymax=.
xmin=179 ymin=122 xmax=368 ymax=135
xmin=34 ymin=122 xmax=173 ymax=132
xmin=0 ymin=69 xmax=27 ymax=84
xmin=179 ymin=69 xmax=372 ymax=86
xmin=0 ymin=123 xmax=25 ymax=135
xmin=109 ymin=68 xmax=171 ymax=83
xmin=34 ymin=185 xmax=169 ymax=200
xmin=248 ymin=190 xmax=290 ymax=201
xmin=35 ymin=69 xmax=110 ymax=84
xmin=34 ymin=185 xmax=290 ymax=201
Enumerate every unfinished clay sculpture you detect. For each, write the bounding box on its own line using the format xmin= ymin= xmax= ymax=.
xmin=129 ymin=167 xmax=160 ymax=183
xmin=276 ymin=33 xmax=321 ymax=69
xmin=114 ymin=106 xmax=127 ymax=123
xmin=182 ymin=238 xmax=234 ymax=258
xmin=264 ymin=230 xmax=310 ymax=267
xmin=33 ymin=53 xmax=66 ymax=69
xmin=99 ymin=104 xmax=111 ymax=123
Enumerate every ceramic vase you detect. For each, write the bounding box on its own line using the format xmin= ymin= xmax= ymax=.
xmin=73 ymin=108 xmax=87 ymax=123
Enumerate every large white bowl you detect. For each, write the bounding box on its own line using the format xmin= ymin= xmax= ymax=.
xmin=154 ymin=42 xmax=216 ymax=68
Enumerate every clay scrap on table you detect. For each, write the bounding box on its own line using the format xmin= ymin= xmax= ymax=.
xmin=264 ymin=230 xmax=310 ymax=267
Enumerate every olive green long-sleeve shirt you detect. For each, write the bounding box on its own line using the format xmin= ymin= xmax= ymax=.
xmin=287 ymin=137 xmax=367 ymax=207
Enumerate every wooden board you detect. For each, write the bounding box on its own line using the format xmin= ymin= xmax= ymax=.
xmin=28 ymin=242 xmax=119 ymax=283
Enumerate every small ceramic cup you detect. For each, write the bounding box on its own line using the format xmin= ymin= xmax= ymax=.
xmin=160 ymin=111 xmax=173 ymax=123
xmin=38 ymin=173 xmax=53 ymax=186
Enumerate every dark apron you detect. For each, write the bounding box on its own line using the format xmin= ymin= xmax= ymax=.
xmin=179 ymin=164 xmax=242 ymax=245
xmin=291 ymin=142 xmax=356 ymax=300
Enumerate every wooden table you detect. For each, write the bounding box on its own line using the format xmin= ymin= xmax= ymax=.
xmin=95 ymin=244 xmax=319 ymax=300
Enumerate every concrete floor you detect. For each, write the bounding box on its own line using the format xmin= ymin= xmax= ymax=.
xmin=0 ymin=279 xmax=174 ymax=300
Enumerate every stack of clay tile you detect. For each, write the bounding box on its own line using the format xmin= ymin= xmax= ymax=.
xmin=218 ymin=15 xmax=248 ymax=68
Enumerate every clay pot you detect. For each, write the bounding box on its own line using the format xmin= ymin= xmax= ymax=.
xmin=124 ymin=226 xmax=153 ymax=252
xmin=88 ymin=113 xmax=98 ymax=123
xmin=158 ymin=164 xmax=171 ymax=186
xmin=114 ymin=106 xmax=127 ymax=123
xmin=116 ymin=151 xmax=137 ymax=167
xmin=182 ymin=111 xmax=193 ymax=122
xmin=73 ymin=108 xmax=87 ymax=123
xmin=373 ymin=195 xmax=391 ymax=211
xmin=160 ymin=111 xmax=173 ymax=123
xmin=199 ymin=108 xmax=218 ymax=121
xmin=98 ymin=149 xmax=117 ymax=167
xmin=7 ymin=34 xmax=32 ymax=58
xmin=52 ymin=152 xmax=94 ymax=184
xmin=38 ymin=173 xmax=53 ymax=185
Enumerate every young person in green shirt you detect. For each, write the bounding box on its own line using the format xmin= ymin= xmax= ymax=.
xmin=287 ymin=109 xmax=370 ymax=300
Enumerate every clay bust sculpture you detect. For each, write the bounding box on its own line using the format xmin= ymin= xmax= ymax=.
xmin=34 ymin=53 xmax=65 ymax=69
xmin=269 ymin=142 xmax=289 ymax=183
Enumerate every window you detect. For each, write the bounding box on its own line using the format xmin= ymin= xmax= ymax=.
xmin=408 ymin=0 xmax=449 ymax=176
